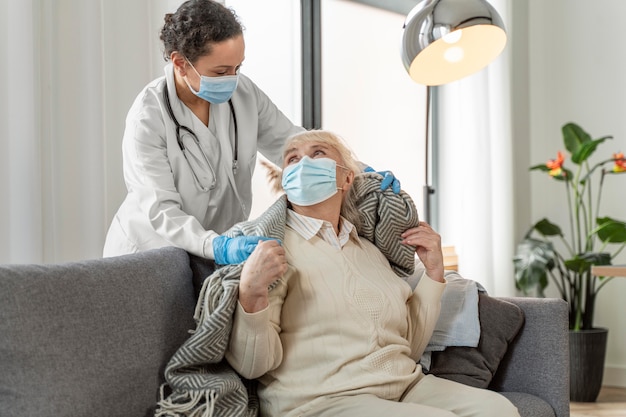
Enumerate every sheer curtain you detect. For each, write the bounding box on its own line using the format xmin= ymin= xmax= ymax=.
xmin=0 ymin=0 xmax=173 ymax=264
xmin=2 ymin=0 xmax=45 ymax=263
xmin=436 ymin=0 xmax=515 ymax=295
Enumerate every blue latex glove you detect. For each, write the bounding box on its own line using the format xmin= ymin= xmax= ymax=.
xmin=364 ymin=166 xmax=401 ymax=194
xmin=213 ymin=235 xmax=276 ymax=265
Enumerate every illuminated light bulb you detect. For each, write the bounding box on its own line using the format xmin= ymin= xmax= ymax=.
xmin=444 ymin=46 xmax=464 ymax=63
xmin=443 ymin=30 xmax=462 ymax=44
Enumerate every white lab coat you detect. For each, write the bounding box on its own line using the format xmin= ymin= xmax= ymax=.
xmin=103 ymin=64 xmax=303 ymax=258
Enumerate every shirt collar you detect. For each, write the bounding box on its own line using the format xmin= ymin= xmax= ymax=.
xmin=286 ymin=209 xmax=360 ymax=249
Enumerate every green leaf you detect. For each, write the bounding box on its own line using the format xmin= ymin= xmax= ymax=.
xmin=530 ymin=164 xmax=550 ymax=172
xmin=571 ymin=137 xmax=612 ymax=164
xmin=530 ymin=163 xmax=571 ymax=182
xmin=533 ymin=218 xmax=563 ymax=237
xmin=562 ymin=122 xmax=591 ymax=156
xmin=565 ymin=252 xmax=611 ymax=273
xmin=561 ymin=122 xmax=613 ymax=164
xmin=596 ymin=217 xmax=626 ymax=243
xmin=513 ymin=238 xmax=556 ymax=296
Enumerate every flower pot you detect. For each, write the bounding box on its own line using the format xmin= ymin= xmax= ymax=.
xmin=569 ymin=327 xmax=608 ymax=402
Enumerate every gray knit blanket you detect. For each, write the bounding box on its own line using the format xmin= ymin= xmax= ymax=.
xmin=156 ymin=173 xmax=419 ymax=417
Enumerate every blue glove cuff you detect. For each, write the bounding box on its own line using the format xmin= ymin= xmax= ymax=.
xmin=212 ymin=235 xmax=230 ymax=265
xmin=213 ymin=235 xmax=275 ymax=265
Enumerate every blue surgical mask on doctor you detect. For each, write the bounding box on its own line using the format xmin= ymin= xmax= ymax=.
xmin=282 ymin=156 xmax=347 ymax=206
xmin=184 ymin=58 xmax=239 ymax=104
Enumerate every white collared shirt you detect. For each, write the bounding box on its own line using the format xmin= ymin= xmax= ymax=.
xmin=285 ymin=209 xmax=359 ymax=250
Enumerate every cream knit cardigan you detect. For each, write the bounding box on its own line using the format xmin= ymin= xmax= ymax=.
xmin=156 ymin=173 xmax=420 ymax=417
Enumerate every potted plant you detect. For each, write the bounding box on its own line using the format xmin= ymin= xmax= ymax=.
xmin=513 ymin=122 xmax=626 ymax=402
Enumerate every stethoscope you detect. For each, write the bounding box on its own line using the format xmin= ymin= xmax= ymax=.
xmin=163 ymin=81 xmax=238 ymax=192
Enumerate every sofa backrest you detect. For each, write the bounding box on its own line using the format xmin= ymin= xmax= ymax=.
xmin=0 ymin=247 xmax=196 ymax=417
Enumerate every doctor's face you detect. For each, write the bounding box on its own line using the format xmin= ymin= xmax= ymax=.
xmin=184 ymin=34 xmax=245 ymax=89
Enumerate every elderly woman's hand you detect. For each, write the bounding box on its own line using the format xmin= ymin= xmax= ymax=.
xmin=401 ymin=222 xmax=445 ymax=283
xmin=238 ymin=239 xmax=287 ymax=313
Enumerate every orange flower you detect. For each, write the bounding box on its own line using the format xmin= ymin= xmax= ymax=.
xmin=613 ymin=152 xmax=626 ymax=173
xmin=546 ymin=151 xmax=565 ymax=176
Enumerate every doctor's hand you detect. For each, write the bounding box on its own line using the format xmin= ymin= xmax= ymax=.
xmin=212 ymin=235 xmax=277 ymax=265
xmin=401 ymin=222 xmax=444 ymax=283
xmin=364 ymin=166 xmax=401 ymax=194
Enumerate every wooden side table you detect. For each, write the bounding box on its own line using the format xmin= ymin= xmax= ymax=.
xmin=591 ymin=265 xmax=626 ymax=277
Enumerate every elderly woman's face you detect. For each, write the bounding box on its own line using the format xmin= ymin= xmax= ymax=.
xmin=282 ymin=141 xmax=344 ymax=169
xmin=281 ymin=138 xmax=354 ymax=206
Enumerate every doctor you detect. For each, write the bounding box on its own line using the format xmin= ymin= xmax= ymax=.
xmin=103 ymin=0 xmax=304 ymax=264
xmin=103 ymin=0 xmax=399 ymax=265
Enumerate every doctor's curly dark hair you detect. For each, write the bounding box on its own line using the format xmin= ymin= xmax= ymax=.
xmin=160 ymin=0 xmax=243 ymax=63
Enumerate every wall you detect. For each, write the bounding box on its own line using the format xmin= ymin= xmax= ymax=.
xmin=528 ymin=0 xmax=626 ymax=387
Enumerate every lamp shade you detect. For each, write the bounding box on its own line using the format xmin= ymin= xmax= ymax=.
xmin=401 ymin=0 xmax=506 ymax=86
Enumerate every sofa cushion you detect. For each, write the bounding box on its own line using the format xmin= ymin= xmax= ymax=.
xmin=0 ymin=247 xmax=196 ymax=417
xmin=500 ymin=392 xmax=556 ymax=417
xmin=428 ymin=293 xmax=525 ymax=388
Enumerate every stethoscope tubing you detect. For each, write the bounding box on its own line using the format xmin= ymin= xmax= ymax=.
xmin=162 ymin=80 xmax=238 ymax=192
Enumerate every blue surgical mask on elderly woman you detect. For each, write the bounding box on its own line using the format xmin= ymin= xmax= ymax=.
xmin=282 ymin=156 xmax=346 ymax=206
xmin=184 ymin=58 xmax=239 ymax=104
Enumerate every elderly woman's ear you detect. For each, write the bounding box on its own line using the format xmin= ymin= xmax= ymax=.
xmin=338 ymin=169 xmax=355 ymax=192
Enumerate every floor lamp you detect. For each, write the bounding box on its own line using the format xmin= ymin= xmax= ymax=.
xmin=400 ymin=0 xmax=507 ymax=224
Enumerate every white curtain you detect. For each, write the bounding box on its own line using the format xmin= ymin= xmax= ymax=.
xmin=2 ymin=0 xmax=43 ymax=263
xmin=0 ymin=0 xmax=174 ymax=264
xmin=436 ymin=0 xmax=516 ymax=296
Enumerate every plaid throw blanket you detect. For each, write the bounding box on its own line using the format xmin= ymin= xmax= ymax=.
xmin=156 ymin=173 xmax=419 ymax=417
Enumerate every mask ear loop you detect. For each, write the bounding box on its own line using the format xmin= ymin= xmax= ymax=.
xmin=182 ymin=57 xmax=203 ymax=94
xmin=185 ymin=57 xmax=202 ymax=77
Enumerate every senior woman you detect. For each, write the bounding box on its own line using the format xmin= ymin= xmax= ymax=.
xmin=221 ymin=130 xmax=520 ymax=417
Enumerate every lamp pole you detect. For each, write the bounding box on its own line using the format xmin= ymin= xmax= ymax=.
xmin=423 ymin=85 xmax=434 ymax=225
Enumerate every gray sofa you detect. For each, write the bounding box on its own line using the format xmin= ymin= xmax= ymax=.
xmin=0 ymin=247 xmax=569 ymax=417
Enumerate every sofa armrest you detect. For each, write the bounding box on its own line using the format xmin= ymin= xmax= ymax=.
xmin=490 ymin=297 xmax=569 ymax=417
